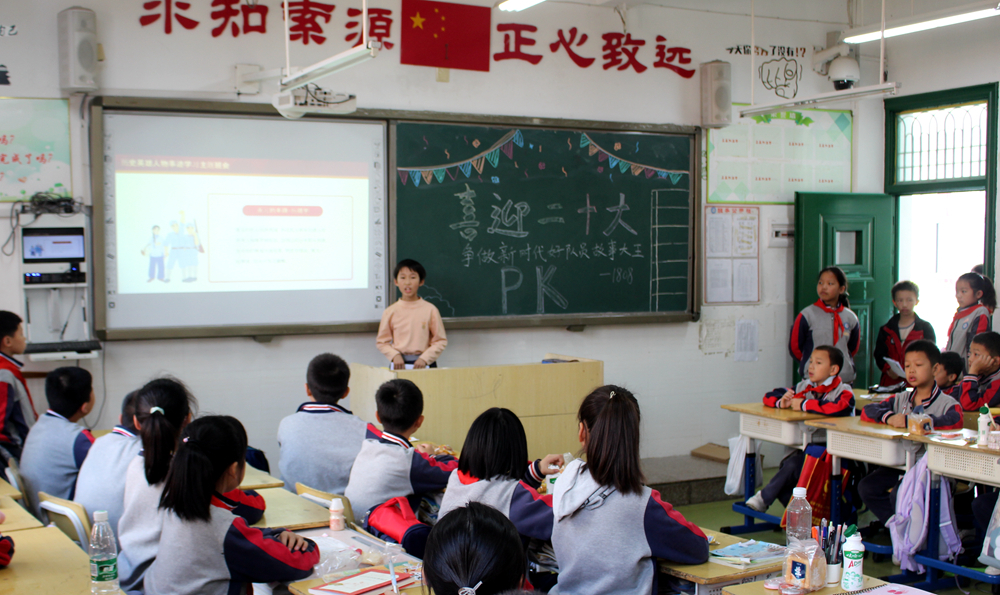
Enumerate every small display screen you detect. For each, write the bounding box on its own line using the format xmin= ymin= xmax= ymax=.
xmin=22 ymin=228 xmax=86 ymax=263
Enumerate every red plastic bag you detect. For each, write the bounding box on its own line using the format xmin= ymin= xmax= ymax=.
xmin=781 ymin=445 xmax=832 ymax=527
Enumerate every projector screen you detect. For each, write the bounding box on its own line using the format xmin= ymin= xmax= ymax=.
xmin=100 ymin=111 xmax=387 ymax=333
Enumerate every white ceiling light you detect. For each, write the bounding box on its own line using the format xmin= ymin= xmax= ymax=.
xmin=843 ymin=0 xmax=1000 ymax=43
xmin=739 ymin=82 xmax=899 ymax=118
xmin=498 ymin=0 xmax=546 ymax=11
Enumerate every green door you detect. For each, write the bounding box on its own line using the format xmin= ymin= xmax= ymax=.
xmin=794 ymin=192 xmax=895 ymax=388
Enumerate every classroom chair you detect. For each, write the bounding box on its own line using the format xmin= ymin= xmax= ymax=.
xmin=3 ymin=458 xmax=23 ymax=496
xmin=295 ymin=482 xmax=355 ymax=526
xmin=38 ymin=492 xmax=91 ymax=548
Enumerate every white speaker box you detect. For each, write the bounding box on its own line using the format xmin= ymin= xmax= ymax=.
xmin=700 ymin=60 xmax=732 ymax=129
xmin=58 ymin=7 xmax=99 ymax=94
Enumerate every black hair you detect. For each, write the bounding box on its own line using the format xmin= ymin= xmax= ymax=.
xmin=818 ymin=266 xmax=850 ymax=308
xmin=306 ymin=353 xmax=350 ymax=404
xmin=45 ymin=367 xmax=93 ymax=418
xmin=812 ymin=345 xmax=844 ymax=373
xmin=972 ymin=331 xmax=1000 ymax=358
xmin=973 ymin=264 xmax=985 ymax=275
xmin=939 ymin=351 xmax=966 ymax=379
xmin=0 ymin=311 xmax=22 ymax=341
xmin=160 ymin=415 xmax=248 ymax=522
xmin=134 ymin=377 xmax=197 ymax=485
xmin=458 ymin=408 xmax=529 ymax=482
xmin=375 ymin=379 xmax=423 ymax=433
xmin=423 ymin=502 xmax=525 ymax=595
xmin=120 ymin=390 xmax=139 ymax=432
xmin=393 ymin=259 xmax=426 ymax=281
xmin=578 ymin=385 xmax=644 ymax=495
xmin=905 ymin=339 xmax=941 ymax=366
xmin=891 ymin=280 xmax=919 ymax=299
xmin=958 ymin=272 xmax=997 ymax=309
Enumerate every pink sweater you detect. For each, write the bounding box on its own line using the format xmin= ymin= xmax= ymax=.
xmin=376 ymin=298 xmax=447 ymax=364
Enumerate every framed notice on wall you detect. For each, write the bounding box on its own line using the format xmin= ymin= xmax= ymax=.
xmin=0 ymin=98 xmax=72 ymax=200
xmin=706 ymin=105 xmax=852 ymax=204
xmin=704 ymin=205 xmax=759 ymax=304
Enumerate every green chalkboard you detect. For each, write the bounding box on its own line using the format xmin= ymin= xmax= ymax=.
xmin=394 ymin=122 xmax=694 ymax=319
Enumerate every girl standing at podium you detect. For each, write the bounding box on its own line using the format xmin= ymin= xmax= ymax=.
xmin=377 ymin=259 xmax=447 ymax=369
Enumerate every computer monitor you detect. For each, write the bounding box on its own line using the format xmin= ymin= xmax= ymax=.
xmin=21 ymin=227 xmax=86 ymax=264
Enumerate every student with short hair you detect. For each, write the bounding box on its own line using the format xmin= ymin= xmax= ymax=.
xmin=75 ymin=391 xmax=142 ymax=542
xmin=19 ymin=366 xmax=95 ymax=517
xmin=0 ymin=310 xmax=37 ymax=462
xmin=277 ymin=353 xmax=370 ymax=494
xmin=936 ymin=351 xmax=966 ymax=396
xmin=946 ymin=272 xmax=996 ymax=361
xmin=550 ymin=386 xmax=708 ymax=595
xmin=345 ymin=379 xmax=457 ymax=516
xmin=146 ymin=416 xmax=319 ymax=595
xmin=746 ymin=346 xmax=854 ymax=513
xmin=376 ymin=259 xmax=447 ymax=369
xmin=424 ymin=502 xmax=527 ymax=595
xmin=438 ymin=408 xmax=563 ymax=540
xmin=957 ymin=331 xmax=1000 ymax=410
xmin=790 ymin=266 xmax=860 ymax=383
xmin=873 ymin=281 xmax=936 ymax=387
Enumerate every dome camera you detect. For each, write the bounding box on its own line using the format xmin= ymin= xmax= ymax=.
xmin=828 ymin=55 xmax=860 ymax=90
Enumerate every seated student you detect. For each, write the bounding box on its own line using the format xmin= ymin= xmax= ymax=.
xmin=936 ymin=351 xmax=965 ymax=397
xmin=424 ymin=502 xmax=527 ymax=595
xmin=0 ymin=311 xmax=37 ymax=463
xmin=746 ymin=346 xmax=854 ymax=512
xmin=345 ymin=379 xmax=457 ymax=517
xmin=277 ymin=353 xmax=368 ymax=495
xmin=74 ymin=391 xmax=141 ymax=543
xmin=19 ymin=367 xmax=95 ymax=517
xmin=146 ymin=415 xmax=318 ymax=595
xmin=859 ymin=340 xmax=963 ymax=525
xmin=957 ymin=331 xmax=1000 ymax=410
xmin=376 ymin=259 xmax=447 ymax=369
xmin=551 ymin=386 xmax=708 ymax=595
xmin=873 ymin=281 xmax=936 ymax=387
xmin=438 ymin=407 xmax=563 ymax=540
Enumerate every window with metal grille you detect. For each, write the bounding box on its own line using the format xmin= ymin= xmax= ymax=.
xmin=895 ymin=100 xmax=989 ymax=183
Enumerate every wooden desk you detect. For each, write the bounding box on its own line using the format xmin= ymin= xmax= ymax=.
xmin=804 ymin=417 xmax=910 ymax=468
xmin=289 ymin=528 xmax=424 ymax=595
xmin=0 ymin=477 xmax=22 ymax=501
xmin=240 ymin=466 xmax=284 ymax=490
xmin=962 ymin=408 xmax=1000 ymax=430
xmin=658 ymin=530 xmax=782 ymax=593
xmin=721 ymin=403 xmax=825 ymax=447
xmin=0 ymin=496 xmax=42 ymax=532
xmin=91 ymin=429 xmax=112 ymax=438
xmin=253 ymin=487 xmax=330 ymax=531
xmin=0 ymin=526 xmax=93 ymax=594
xmin=722 ymin=575 xmax=885 ymax=595
xmin=290 ymin=568 xmax=422 ymax=595
xmin=907 ymin=429 xmax=1000 ymax=487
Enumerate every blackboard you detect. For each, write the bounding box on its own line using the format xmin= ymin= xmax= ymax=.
xmin=394 ymin=122 xmax=695 ymax=320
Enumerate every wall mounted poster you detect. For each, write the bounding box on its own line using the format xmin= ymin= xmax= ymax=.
xmin=706 ymin=105 xmax=852 ymax=204
xmin=0 ymin=98 xmax=72 ymax=200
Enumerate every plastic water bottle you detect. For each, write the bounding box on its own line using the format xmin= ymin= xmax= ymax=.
xmin=785 ymin=487 xmax=812 ymax=544
xmin=89 ymin=510 xmax=119 ymax=595
xmin=979 ymin=406 xmax=993 ymax=445
xmin=841 ymin=528 xmax=865 ymax=591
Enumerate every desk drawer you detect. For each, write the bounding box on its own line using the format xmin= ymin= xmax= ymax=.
xmin=826 ymin=432 xmax=905 ymax=467
xmin=740 ymin=414 xmax=802 ymax=446
xmin=927 ymin=445 xmax=1000 ymax=486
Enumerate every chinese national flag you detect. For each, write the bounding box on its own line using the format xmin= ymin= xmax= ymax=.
xmin=400 ymin=0 xmax=492 ymax=72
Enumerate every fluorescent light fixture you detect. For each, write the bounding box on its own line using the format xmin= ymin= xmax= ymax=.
xmin=739 ymin=82 xmax=899 ymax=118
xmin=280 ymin=43 xmax=378 ymax=92
xmin=498 ymin=0 xmax=546 ymax=12
xmin=843 ymin=0 xmax=1000 ymax=43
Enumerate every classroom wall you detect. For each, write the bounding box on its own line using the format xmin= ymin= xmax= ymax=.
xmin=2 ymin=0 xmax=997 ymax=463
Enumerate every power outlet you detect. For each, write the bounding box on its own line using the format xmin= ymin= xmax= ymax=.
xmin=769 ymin=221 xmax=794 ymax=248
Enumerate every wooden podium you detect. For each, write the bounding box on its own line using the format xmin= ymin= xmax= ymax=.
xmin=349 ymin=354 xmax=603 ymax=460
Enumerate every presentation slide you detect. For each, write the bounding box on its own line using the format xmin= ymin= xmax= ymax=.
xmin=101 ymin=113 xmax=386 ymax=331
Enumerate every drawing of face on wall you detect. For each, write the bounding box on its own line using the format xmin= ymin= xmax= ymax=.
xmin=759 ymin=58 xmax=802 ymax=99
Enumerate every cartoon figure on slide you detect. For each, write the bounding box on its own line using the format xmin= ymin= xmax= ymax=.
xmin=162 ymin=211 xmax=205 ymax=283
xmin=141 ymin=225 xmax=165 ymax=282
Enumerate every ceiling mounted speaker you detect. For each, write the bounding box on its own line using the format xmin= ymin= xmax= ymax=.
xmin=700 ymin=61 xmax=732 ymax=129
xmin=58 ymin=7 xmax=99 ymax=94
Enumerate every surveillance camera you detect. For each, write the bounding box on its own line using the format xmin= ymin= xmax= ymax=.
xmin=828 ymin=55 xmax=860 ymax=91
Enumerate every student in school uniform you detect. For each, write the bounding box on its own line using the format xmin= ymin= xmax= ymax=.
xmin=277 ymin=353 xmax=369 ymax=495
xmin=957 ymin=331 xmax=1000 ymax=410
xmin=937 ymin=351 xmax=966 ymax=397
xmin=0 ymin=311 xmax=37 ymax=463
xmin=146 ymin=415 xmax=318 ymax=595
xmin=376 ymin=259 xmax=447 ymax=369
xmin=345 ymin=379 xmax=457 ymax=517
xmin=438 ymin=407 xmax=563 ymax=540
xmin=745 ymin=346 xmax=854 ymax=513
xmin=19 ymin=367 xmax=95 ymax=518
xmin=74 ymin=391 xmax=141 ymax=542
xmin=858 ymin=340 xmax=963 ymax=524
xmin=946 ymin=272 xmax=996 ymax=362
xmin=550 ymin=385 xmax=708 ymax=595
xmin=873 ymin=281 xmax=936 ymax=387
xmin=790 ymin=266 xmax=860 ymax=384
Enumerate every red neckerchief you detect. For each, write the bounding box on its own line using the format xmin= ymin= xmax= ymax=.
xmin=948 ymin=304 xmax=982 ymax=337
xmin=793 ymin=376 xmax=842 ymax=401
xmin=814 ymin=299 xmax=846 ymax=344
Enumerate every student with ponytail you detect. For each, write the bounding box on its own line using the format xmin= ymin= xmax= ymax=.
xmin=550 ymin=386 xmax=708 ymax=595
xmin=146 ymin=416 xmax=318 ymax=595
xmin=946 ymin=271 xmax=996 ymax=361
xmin=790 ymin=266 xmax=860 ymax=383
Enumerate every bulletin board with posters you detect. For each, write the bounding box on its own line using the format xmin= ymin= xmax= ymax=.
xmin=704 ymin=205 xmax=759 ymax=304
